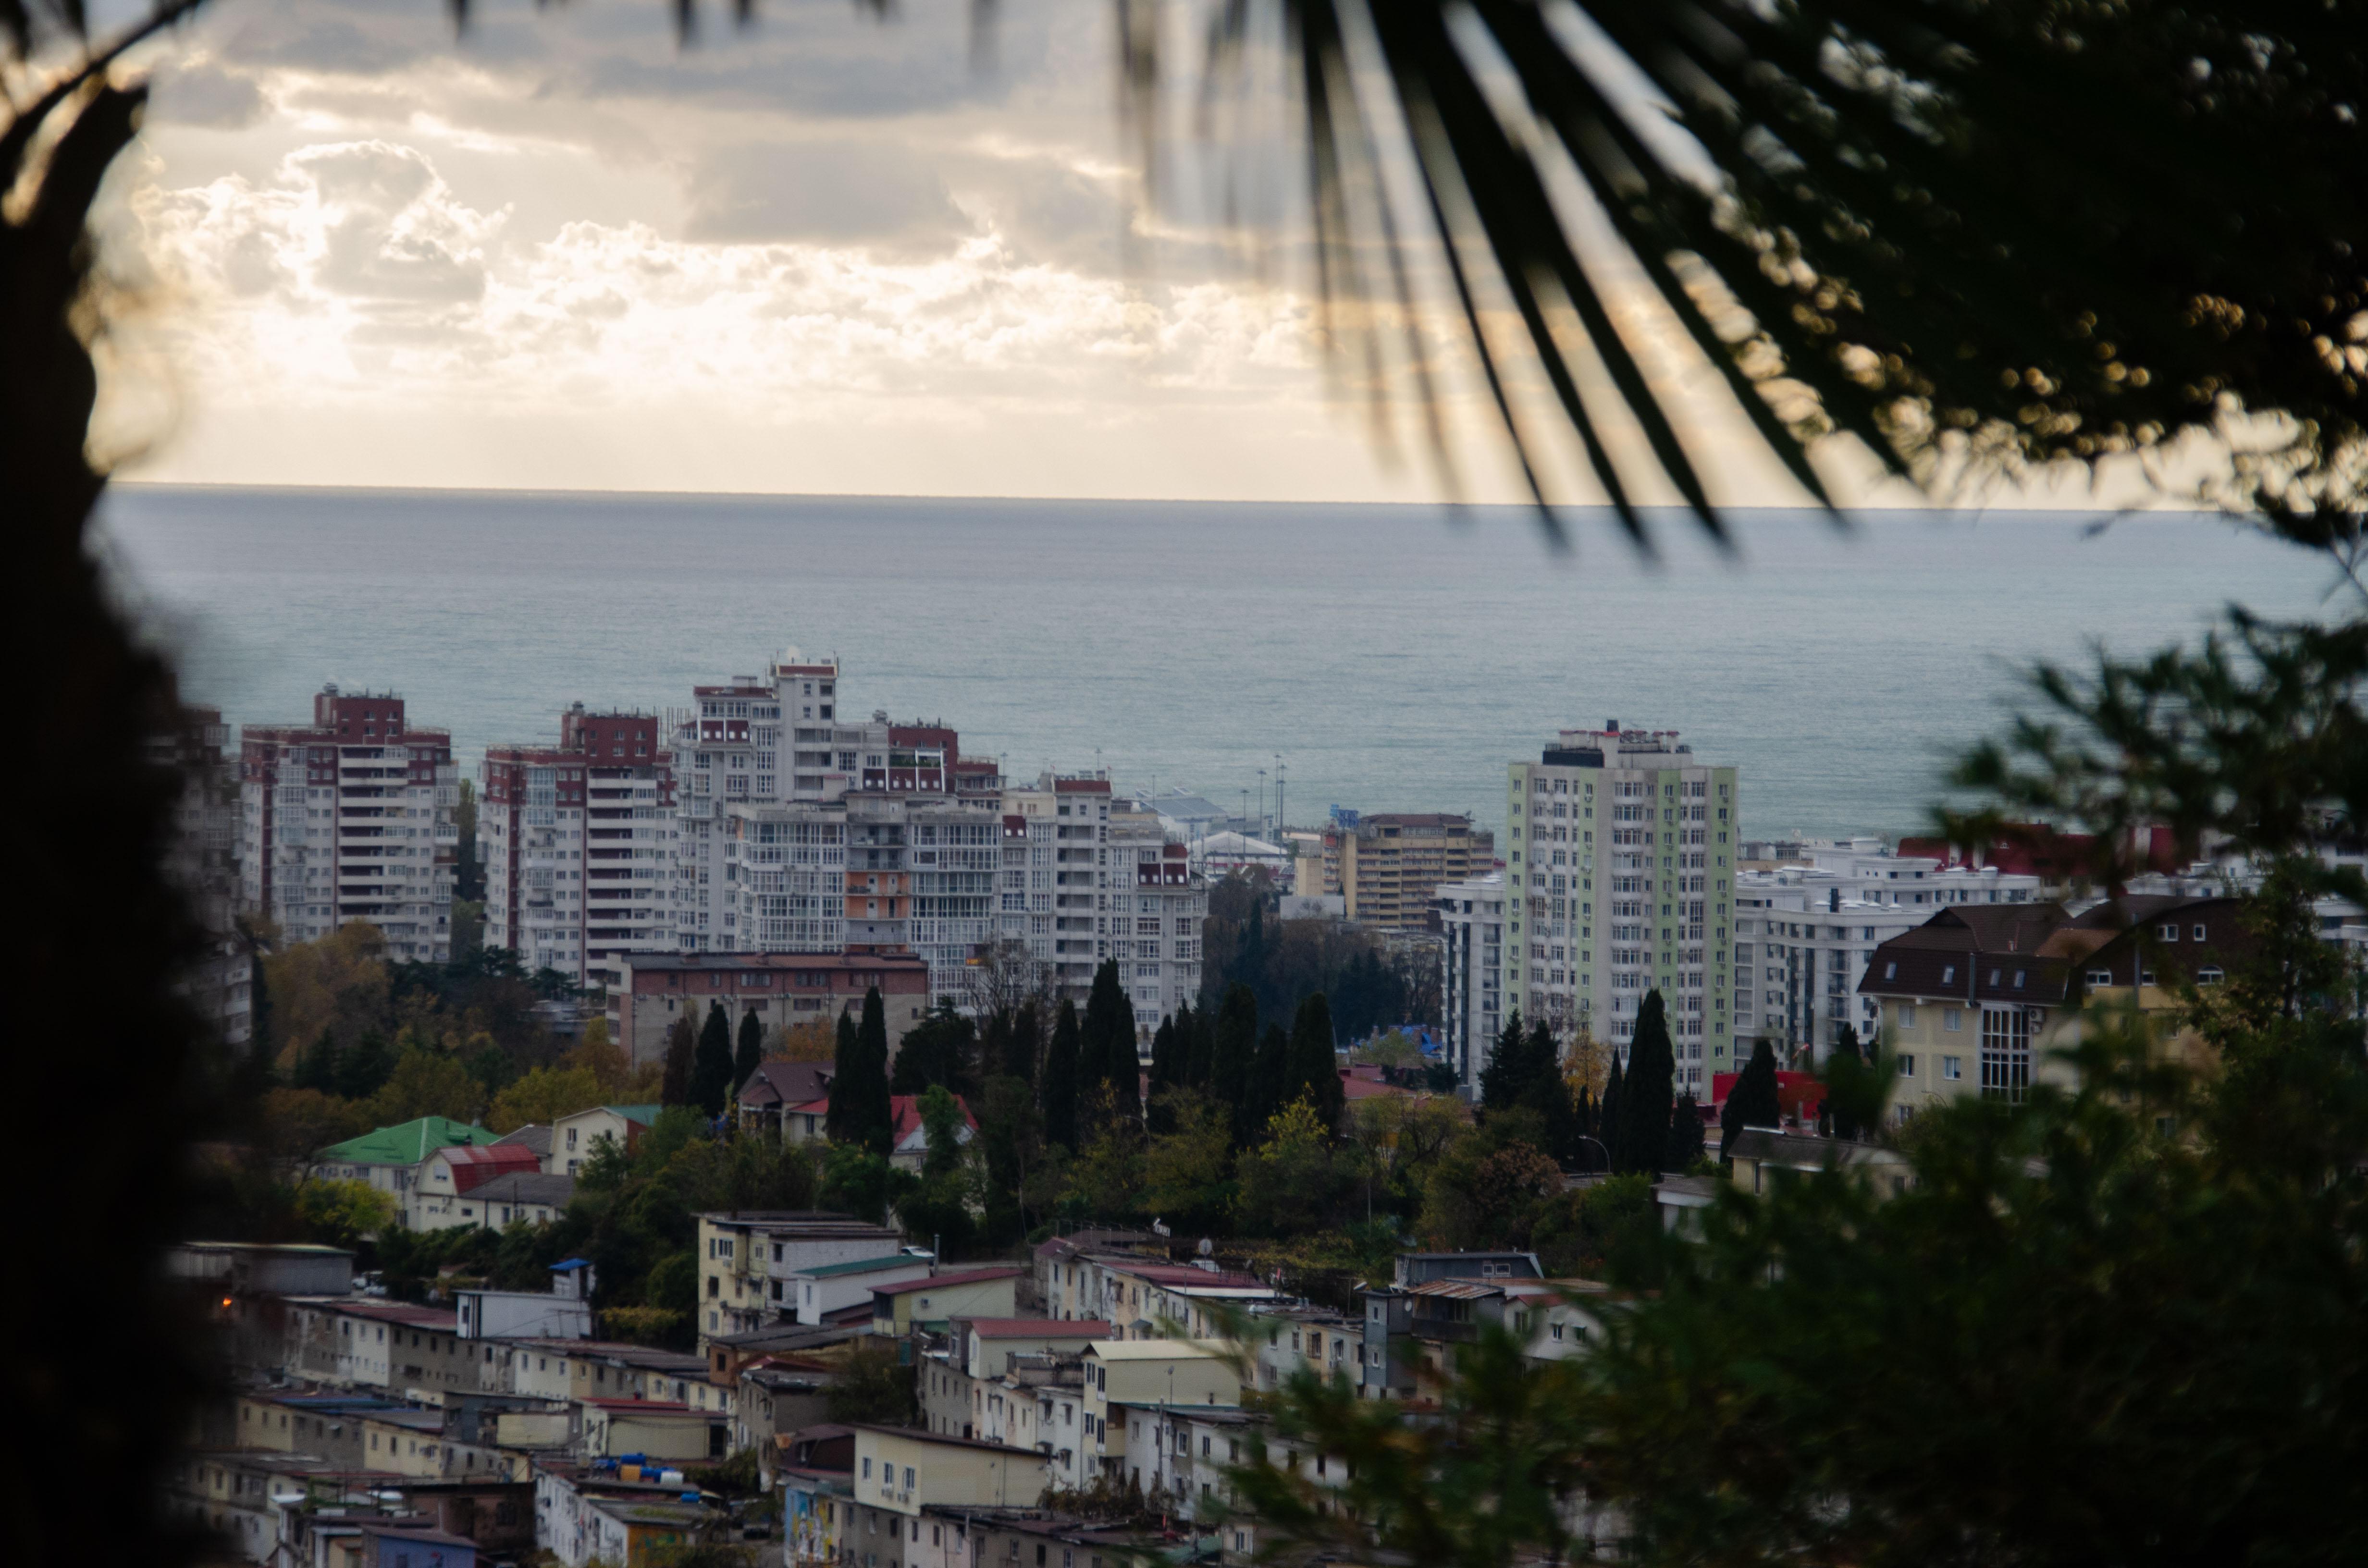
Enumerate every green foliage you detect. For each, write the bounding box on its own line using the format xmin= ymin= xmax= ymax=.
xmin=826 ymin=1341 xmax=917 ymax=1425
xmin=819 ymin=1144 xmax=912 ymax=1228
xmin=1720 ymin=1037 xmax=1783 ymax=1159
xmin=1417 ymin=1111 xmax=1560 ymax=1251
xmin=973 ymin=1074 xmax=1044 ymax=1248
xmin=1208 ymin=984 xmax=1258 ymax=1131
xmin=334 ymin=1031 xmax=396 ymax=1102
xmin=1530 ymin=1173 xmax=1657 ymax=1282
xmin=1479 ymin=1009 xmax=1538 ymax=1112
xmin=1145 ymin=1014 xmax=1180 ymax=1135
xmin=828 ymin=991 xmax=893 ymax=1153
xmin=290 ymin=1178 xmax=398 ymax=1248
xmin=1234 ymin=1099 xmax=1364 ymax=1239
xmin=1060 ymin=1102 xmax=1148 ymax=1225
xmin=1242 ymin=1023 xmax=1291 ymax=1147
xmin=897 ymin=1084 xmax=975 ymax=1257
xmin=1664 ymin=1095 xmax=1707 ymax=1173
xmin=691 ymin=1002 xmax=735 ymax=1116
xmin=1139 ymin=1087 xmax=1236 ymax=1235
xmin=889 ymin=1000 xmax=976 ymax=1097
xmin=363 ymin=1045 xmax=483 ymax=1126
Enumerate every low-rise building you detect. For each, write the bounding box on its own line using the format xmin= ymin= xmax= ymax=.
xmin=409 ymin=1143 xmax=546 ymax=1231
xmin=549 ymin=1104 xmax=661 ymax=1177
xmin=452 ymin=1286 xmax=593 ymax=1343
xmin=782 ymin=1093 xmax=978 ymax=1175
xmin=777 ymin=1426 xmax=855 ymax=1568
xmin=1080 ymin=1340 xmax=1240 ymax=1482
xmin=312 ymin=1118 xmax=502 ymax=1217
xmin=850 ymin=1425 xmax=1055 ymax=1517
xmin=737 ymin=1059 xmax=835 ymax=1139
xmin=1097 ymin=1260 xmax=1275 ymax=1340
xmin=534 ymin=1460 xmax=706 ymax=1568
xmin=578 ymin=1398 xmax=729 ymax=1463
xmin=610 ymin=953 xmax=932 ymax=1068
xmin=698 ymin=1212 xmax=906 ymax=1346
xmin=784 ymin=1253 xmax=936 ymax=1326
xmin=871 ymin=1268 xmax=1025 ymax=1338
xmin=1356 ymin=1252 xmax=1542 ymax=1398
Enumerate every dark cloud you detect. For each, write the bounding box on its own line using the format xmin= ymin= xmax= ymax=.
xmin=682 ymin=140 xmax=974 ymax=249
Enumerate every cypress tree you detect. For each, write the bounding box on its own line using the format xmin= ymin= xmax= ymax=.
xmin=981 ymin=1009 xmax=1013 ymax=1090
xmin=1173 ymin=999 xmax=1206 ymax=1087
xmin=1616 ymin=992 xmax=1677 ymax=1175
xmin=247 ymin=940 xmax=275 ymax=1078
xmin=692 ymin=1001 xmax=736 ymax=1116
xmin=1005 ymin=1002 xmax=1040 ymax=1084
xmin=1480 ymin=1009 xmax=1532 ymax=1111
xmin=733 ymin=1008 xmax=764 ymax=1095
xmin=1243 ymin=1023 xmax=1291 ymax=1144
xmin=1209 ymin=984 xmax=1258 ymax=1131
xmin=1599 ymin=1051 xmax=1625 ymax=1166
xmin=1722 ymin=1037 xmax=1784 ymax=1159
xmin=1146 ymin=1016 xmax=1179 ymax=1136
xmin=1082 ymin=960 xmax=1135 ymax=1118
xmin=1042 ymin=999 xmax=1083 ymax=1150
xmin=336 ymin=1031 xmax=394 ymax=1101
xmin=852 ymin=987 xmax=894 ymax=1154
xmin=826 ymin=1010 xmax=861 ymax=1140
xmin=1827 ymin=1022 xmax=1866 ymax=1141
xmin=662 ymin=1015 xmax=695 ymax=1106
xmin=1523 ymin=1023 xmax=1583 ymax=1166
xmin=1103 ymin=1013 xmax=1143 ymax=1128
xmin=1666 ymin=1092 xmax=1709 ymax=1170
xmin=1286 ymin=992 xmax=1344 ymax=1129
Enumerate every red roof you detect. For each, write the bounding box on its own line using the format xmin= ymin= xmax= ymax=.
xmin=1110 ymin=1262 xmax=1268 ymax=1291
xmin=963 ymin=1318 xmax=1113 ymax=1339
xmin=871 ymin=1267 xmax=1024 ymax=1298
xmin=1708 ymin=1070 xmax=1826 ymax=1119
xmin=439 ymin=1143 xmax=544 ymax=1193
xmin=890 ymin=1095 xmax=978 ymax=1144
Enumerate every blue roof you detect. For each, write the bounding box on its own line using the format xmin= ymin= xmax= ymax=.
xmin=551 ymin=1258 xmax=593 ymax=1272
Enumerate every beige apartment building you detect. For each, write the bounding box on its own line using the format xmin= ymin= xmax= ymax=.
xmin=1322 ymin=811 xmax=1493 ymax=931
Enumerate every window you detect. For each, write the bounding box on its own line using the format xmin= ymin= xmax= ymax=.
xmin=1897 ymin=1054 xmax=1916 ymax=1076
xmin=2193 ymin=923 xmax=2208 ymax=941
xmin=1941 ymin=965 xmax=1955 ymax=985
xmin=1942 ymin=1055 xmax=1962 ymax=1081
xmin=2197 ymin=966 xmax=2225 ymax=985
xmin=1898 ymin=1003 xmax=1916 ymax=1029
xmin=2158 ymin=922 xmax=2179 ymax=940
xmin=2086 ymin=968 xmax=2113 ymax=985
xmin=1980 ymin=1008 xmax=2031 ymax=1103
xmin=1942 ymin=1008 xmax=1961 ymax=1031
xmin=1882 ymin=960 xmax=1896 ymax=980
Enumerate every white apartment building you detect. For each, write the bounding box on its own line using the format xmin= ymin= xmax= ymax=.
xmin=1501 ymin=723 xmax=1739 ymax=1094
xmin=1436 ymin=873 xmax=1506 ymax=1094
xmin=1733 ymin=840 xmax=2045 ymax=1064
xmin=997 ymin=778 xmax=1206 ymax=1038
xmin=481 ymin=706 xmax=675 ymax=988
xmin=239 ymin=686 xmax=458 ymax=960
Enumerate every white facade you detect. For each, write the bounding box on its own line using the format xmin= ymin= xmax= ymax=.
xmin=1734 ymin=840 xmax=2046 ymax=1061
xmin=1436 ymin=873 xmax=1506 ymax=1093
xmin=1502 ymin=725 xmax=1739 ymax=1092
xmin=239 ymin=686 xmax=459 ymax=960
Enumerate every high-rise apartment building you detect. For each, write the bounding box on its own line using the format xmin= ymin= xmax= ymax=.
xmin=481 ymin=705 xmax=676 ymax=988
xmin=1435 ymin=873 xmax=1506 ymax=1091
xmin=1321 ymin=810 xmax=1493 ymax=931
xmin=1500 ymin=723 xmax=1738 ymax=1094
xmin=1733 ymin=840 xmax=2044 ymax=1063
xmin=238 ymin=686 xmax=459 ymax=960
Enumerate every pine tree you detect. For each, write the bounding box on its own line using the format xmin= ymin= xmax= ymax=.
xmin=1042 ymin=999 xmax=1082 ymax=1150
xmin=733 ymin=1008 xmax=764 ymax=1095
xmin=1103 ymin=1012 xmax=1143 ymax=1128
xmin=1827 ymin=1022 xmax=1867 ymax=1141
xmin=692 ymin=1001 xmax=736 ymax=1115
xmin=1286 ymin=992 xmax=1344 ymax=1128
xmin=1480 ymin=1009 xmax=1532 ymax=1111
xmin=1209 ymin=984 xmax=1258 ymax=1131
xmin=662 ymin=1015 xmax=695 ymax=1106
xmin=1616 ymin=992 xmax=1677 ymax=1175
xmin=1721 ymin=1037 xmax=1784 ymax=1160
xmin=1082 ymin=960 xmax=1138 ymax=1125
xmin=336 ymin=1031 xmax=395 ymax=1102
xmin=1666 ymin=1092 xmax=1708 ymax=1170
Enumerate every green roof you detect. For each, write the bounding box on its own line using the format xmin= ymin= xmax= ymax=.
xmin=319 ymin=1116 xmax=498 ymax=1165
xmin=607 ymin=1104 xmax=662 ymax=1127
xmin=796 ymin=1253 xmax=926 ymax=1280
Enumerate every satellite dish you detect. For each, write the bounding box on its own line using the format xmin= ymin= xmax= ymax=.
xmin=1196 ymin=1237 xmax=1214 ymax=1257
xmin=1151 ymin=1218 xmax=1172 ymax=1237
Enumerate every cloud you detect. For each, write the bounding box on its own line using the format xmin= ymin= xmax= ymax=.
xmin=147 ymin=58 xmax=271 ymax=128
xmin=681 ymin=140 xmax=974 ymax=250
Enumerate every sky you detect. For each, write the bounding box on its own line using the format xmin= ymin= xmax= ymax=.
xmin=74 ymin=0 xmax=2192 ymax=508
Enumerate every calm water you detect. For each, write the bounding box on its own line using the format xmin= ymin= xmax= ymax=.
xmin=94 ymin=486 xmax=2339 ymax=842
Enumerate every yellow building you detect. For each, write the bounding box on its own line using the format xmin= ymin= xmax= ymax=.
xmin=1324 ymin=813 xmax=1492 ymax=931
xmin=867 ymin=1267 xmax=1023 ymax=1337
xmin=850 ymin=1425 xmax=1053 ymax=1516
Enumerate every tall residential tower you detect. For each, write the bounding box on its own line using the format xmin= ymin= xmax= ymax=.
xmin=1501 ymin=723 xmax=1738 ymax=1095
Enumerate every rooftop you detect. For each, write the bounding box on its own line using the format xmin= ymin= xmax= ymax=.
xmin=1085 ymin=1339 xmax=1232 ymax=1362
xmin=962 ymin=1318 xmax=1114 ymax=1340
xmin=318 ymin=1116 xmax=498 ymax=1166
xmin=795 ymin=1253 xmax=931 ymax=1280
xmin=871 ymin=1266 xmax=1024 ymax=1298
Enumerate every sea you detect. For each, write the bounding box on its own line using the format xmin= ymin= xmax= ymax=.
xmin=93 ymin=486 xmax=2344 ymax=845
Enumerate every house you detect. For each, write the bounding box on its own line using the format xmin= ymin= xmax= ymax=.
xmin=549 ymin=1105 xmax=661 ymax=1176
xmin=1117 ymin=1403 xmax=1259 ymax=1518
xmin=1856 ymin=894 xmax=2247 ymax=1123
xmin=783 ymin=1252 xmax=936 ymax=1325
xmin=168 ymin=1240 xmax=354 ymax=1298
xmin=1357 ymin=1252 xmax=1543 ymax=1398
xmin=453 ymin=1285 xmax=592 ymax=1342
xmin=1244 ymin=1307 xmax=1359 ymax=1392
xmin=1097 ymin=1259 xmax=1275 ymax=1340
xmin=409 ymin=1143 xmax=545 ymax=1231
xmin=737 ymin=1059 xmax=835 ymax=1139
xmin=1030 ymin=1231 xmax=1165 ymax=1321
xmin=317 ymin=1518 xmax=481 ymax=1568
xmin=492 ymin=1123 xmax=554 ymax=1172
xmin=578 ymin=1398 xmax=729 ymax=1462
xmin=533 ymin=1459 xmax=705 ymax=1568
xmin=1726 ymin=1128 xmax=1913 ymax=1198
xmin=849 ymin=1425 xmax=1055 ymax=1516
xmin=871 ymin=1268 xmax=1025 ymax=1338
xmin=1080 ymin=1340 xmax=1240 ymax=1482
xmin=696 ymin=1211 xmax=906 ymax=1345
xmin=776 ymin=1425 xmax=855 ymax=1568
xmin=918 ymin=1318 xmax=1110 ymax=1444
xmin=280 ymin=1299 xmax=474 ymax=1395
xmin=313 ymin=1118 xmax=502 ymax=1216
xmin=734 ymin=1355 xmax=838 ymax=1456
xmin=781 ymin=1093 xmax=979 ymax=1174
xmin=1393 ymin=1277 xmax=1612 ymax=1384
xmin=455 ymin=1171 xmax=577 ymax=1230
